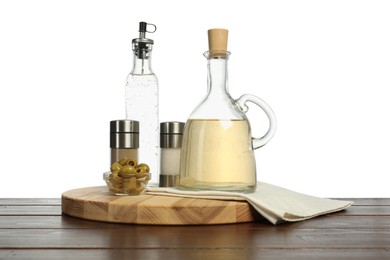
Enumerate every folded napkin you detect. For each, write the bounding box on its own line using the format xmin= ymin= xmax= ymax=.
xmin=146 ymin=182 xmax=353 ymax=225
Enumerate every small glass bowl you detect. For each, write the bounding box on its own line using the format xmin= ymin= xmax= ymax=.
xmin=103 ymin=171 xmax=151 ymax=195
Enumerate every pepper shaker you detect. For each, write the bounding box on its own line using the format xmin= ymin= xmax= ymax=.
xmin=110 ymin=120 xmax=139 ymax=165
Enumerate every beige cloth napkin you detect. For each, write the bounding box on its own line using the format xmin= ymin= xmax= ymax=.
xmin=146 ymin=182 xmax=353 ymax=225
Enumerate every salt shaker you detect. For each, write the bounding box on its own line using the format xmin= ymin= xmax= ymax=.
xmin=110 ymin=120 xmax=139 ymax=165
xmin=159 ymin=122 xmax=185 ymax=187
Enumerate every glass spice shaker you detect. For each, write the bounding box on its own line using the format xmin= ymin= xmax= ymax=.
xmin=159 ymin=122 xmax=185 ymax=187
xmin=110 ymin=120 xmax=139 ymax=165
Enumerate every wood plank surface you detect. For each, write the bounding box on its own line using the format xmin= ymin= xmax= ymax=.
xmin=1 ymin=228 xmax=389 ymax=248
xmin=1 ymin=248 xmax=389 ymax=260
xmin=1 ymin=215 xmax=389 ymax=229
xmin=0 ymin=205 xmax=61 ymax=216
xmin=4 ymin=197 xmax=388 ymax=206
xmin=0 ymin=198 xmax=389 ymax=259
xmin=0 ymin=198 xmax=60 ymax=205
xmin=335 ymin=198 xmax=390 ymax=206
xmin=62 ymin=186 xmax=262 ymax=225
xmin=0 ymin=204 xmax=385 ymax=219
xmin=2 ymin=204 xmax=389 ymax=217
xmin=0 ymin=249 xmax=389 ymax=260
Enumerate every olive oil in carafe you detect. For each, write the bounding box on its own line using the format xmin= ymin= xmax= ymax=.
xmin=179 ymin=28 xmax=276 ymax=193
xmin=180 ymin=119 xmax=256 ymax=192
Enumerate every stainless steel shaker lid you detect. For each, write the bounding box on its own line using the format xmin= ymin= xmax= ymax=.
xmin=110 ymin=120 xmax=139 ymax=149
xmin=110 ymin=120 xmax=139 ymax=133
xmin=160 ymin=121 xmax=185 ymax=134
xmin=160 ymin=122 xmax=185 ymax=148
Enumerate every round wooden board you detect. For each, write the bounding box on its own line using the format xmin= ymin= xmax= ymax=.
xmin=62 ymin=186 xmax=260 ymax=225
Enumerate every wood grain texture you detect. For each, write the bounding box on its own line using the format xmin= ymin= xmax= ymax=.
xmin=1 ymin=198 xmax=389 ymax=259
xmin=1 ymin=249 xmax=388 ymax=260
xmin=61 ymin=186 xmax=262 ymax=225
xmin=1 ymin=215 xmax=390 ymax=229
xmin=0 ymin=198 xmax=60 ymax=205
xmin=1 ymin=228 xmax=390 ymax=249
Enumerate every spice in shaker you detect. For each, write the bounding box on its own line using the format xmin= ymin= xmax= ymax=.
xmin=110 ymin=120 xmax=139 ymax=165
xmin=160 ymin=122 xmax=185 ymax=187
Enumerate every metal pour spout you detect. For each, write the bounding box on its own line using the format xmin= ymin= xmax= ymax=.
xmin=132 ymin=22 xmax=157 ymax=59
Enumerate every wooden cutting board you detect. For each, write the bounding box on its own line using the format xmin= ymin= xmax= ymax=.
xmin=62 ymin=186 xmax=261 ymax=225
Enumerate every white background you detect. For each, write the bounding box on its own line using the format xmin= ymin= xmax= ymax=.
xmin=0 ymin=0 xmax=389 ymax=198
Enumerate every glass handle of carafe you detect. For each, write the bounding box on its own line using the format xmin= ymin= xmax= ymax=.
xmin=236 ymin=94 xmax=277 ymax=150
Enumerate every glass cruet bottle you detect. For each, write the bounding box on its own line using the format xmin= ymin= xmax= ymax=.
xmin=125 ymin=21 xmax=159 ymax=184
xmin=179 ymin=28 xmax=277 ymax=193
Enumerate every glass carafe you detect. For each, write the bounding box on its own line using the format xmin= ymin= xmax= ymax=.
xmin=179 ymin=29 xmax=276 ymax=193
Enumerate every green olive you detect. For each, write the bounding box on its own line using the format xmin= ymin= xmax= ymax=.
xmin=111 ymin=170 xmax=119 ymax=176
xmin=118 ymin=157 xmax=129 ymax=166
xmin=126 ymin=159 xmax=138 ymax=167
xmin=136 ymin=167 xmax=146 ymax=174
xmin=136 ymin=168 xmax=148 ymax=179
xmin=137 ymin=163 xmax=150 ymax=173
xmin=122 ymin=176 xmax=137 ymax=192
xmin=109 ymin=173 xmax=122 ymax=188
xmin=136 ymin=181 xmax=146 ymax=191
xmin=111 ymin=162 xmax=122 ymax=172
xmin=118 ymin=165 xmax=136 ymax=177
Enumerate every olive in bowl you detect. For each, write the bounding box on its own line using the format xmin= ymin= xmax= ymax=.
xmin=103 ymin=158 xmax=151 ymax=195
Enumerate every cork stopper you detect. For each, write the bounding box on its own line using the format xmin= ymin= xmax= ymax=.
xmin=208 ymin=28 xmax=228 ymax=56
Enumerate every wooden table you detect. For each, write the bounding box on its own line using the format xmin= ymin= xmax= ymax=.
xmin=0 ymin=198 xmax=389 ymax=259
